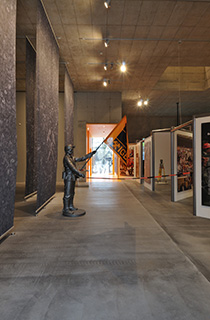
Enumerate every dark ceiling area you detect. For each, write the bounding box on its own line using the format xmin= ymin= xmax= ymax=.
xmin=16 ymin=0 xmax=210 ymax=117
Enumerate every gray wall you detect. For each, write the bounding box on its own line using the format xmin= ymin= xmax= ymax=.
xmin=64 ymin=69 xmax=74 ymax=145
xmin=25 ymin=39 xmax=37 ymax=196
xmin=74 ymin=92 xmax=122 ymax=158
xmin=57 ymin=94 xmax=65 ymax=183
xmin=16 ymin=92 xmax=64 ymax=183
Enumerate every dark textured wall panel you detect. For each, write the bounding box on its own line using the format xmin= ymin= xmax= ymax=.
xmin=0 ymin=0 xmax=17 ymax=237
xmin=36 ymin=1 xmax=59 ymax=210
xmin=25 ymin=39 xmax=37 ymax=197
xmin=64 ymin=69 xmax=74 ymax=145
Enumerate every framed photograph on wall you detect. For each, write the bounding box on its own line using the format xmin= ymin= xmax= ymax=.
xmin=201 ymin=123 xmax=210 ymax=206
xmin=171 ymin=129 xmax=193 ymax=202
xmin=177 ymin=134 xmax=193 ymax=193
xmin=194 ymin=115 xmax=210 ymax=218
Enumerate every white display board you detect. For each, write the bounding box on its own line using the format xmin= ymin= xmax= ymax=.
xmin=172 ymin=130 xmax=193 ymax=202
xmin=136 ymin=140 xmax=144 ymax=184
xmin=194 ymin=116 xmax=210 ymax=218
xmin=144 ymin=136 xmax=153 ymax=191
xmin=153 ymin=131 xmax=171 ymax=184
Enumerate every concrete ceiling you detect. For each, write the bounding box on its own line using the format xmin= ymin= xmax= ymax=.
xmin=16 ymin=0 xmax=210 ymax=117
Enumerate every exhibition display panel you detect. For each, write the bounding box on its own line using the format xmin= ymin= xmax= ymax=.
xmin=144 ymin=136 xmax=154 ymax=191
xmin=194 ymin=115 xmax=210 ymax=218
xmin=171 ymin=127 xmax=193 ymax=202
xmin=152 ymin=129 xmax=171 ymax=190
xmin=136 ymin=140 xmax=144 ymax=184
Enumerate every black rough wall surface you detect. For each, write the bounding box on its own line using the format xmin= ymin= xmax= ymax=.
xmin=36 ymin=1 xmax=59 ymax=210
xmin=0 ymin=0 xmax=17 ymax=237
xmin=25 ymin=39 xmax=37 ymax=197
xmin=64 ymin=69 xmax=74 ymax=145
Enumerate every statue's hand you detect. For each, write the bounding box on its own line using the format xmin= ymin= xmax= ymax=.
xmin=80 ymin=173 xmax=85 ymax=178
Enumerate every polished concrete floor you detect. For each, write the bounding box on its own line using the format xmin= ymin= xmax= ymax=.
xmin=1 ymin=180 xmax=210 ymax=320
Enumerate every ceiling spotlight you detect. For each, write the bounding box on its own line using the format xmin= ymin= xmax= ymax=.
xmin=137 ymin=99 xmax=143 ymax=107
xmin=104 ymin=0 xmax=111 ymax=8
xmin=103 ymin=79 xmax=108 ymax=87
xmin=104 ymin=39 xmax=109 ymax=47
xmin=144 ymin=99 xmax=149 ymax=106
xmin=120 ymin=61 xmax=126 ymax=72
xmin=110 ymin=62 xmax=114 ymax=70
xmin=104 ymin=63 xmax=108 ymax=71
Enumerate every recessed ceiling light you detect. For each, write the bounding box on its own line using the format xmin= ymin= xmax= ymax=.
xmin=104 ymin=63 xmax=108 ymax=71
xmin=104 ymin=0 xmax=111 ymax=9
xmin=144 ymin=99 xmax=149 ymax=106
xmin=120 ymin=61 xmax=126 ymax=72
xmin=137 ymin=99 xmax=143 ymax=107
xmin=103 ymin=79 xmax=108 ymax=87
xmin=104 ymin=39 xmax=109 ymax=47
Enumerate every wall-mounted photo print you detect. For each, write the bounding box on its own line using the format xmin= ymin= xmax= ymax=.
xmin=202 ymin=123 xmax=210 ymax=206
xmin=177 ymin=134 xmax=193 ymax=193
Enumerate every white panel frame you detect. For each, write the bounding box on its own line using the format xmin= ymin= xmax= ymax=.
xmin=194 ymin=115 xmax=210 ymax=218
xmin=135 ymin=140 xmax=144 ymax=184
xmin=144 ymin=136 xmax=153 ymax=191
xmin=140 ymin=140 xmax=144 ymax=184
xmin=153 ymin=131 xmax=171 ymax=184
xmin=172 ymin=130 xmax=193 ymax=202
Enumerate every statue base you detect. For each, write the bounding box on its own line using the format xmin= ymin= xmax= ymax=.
xmin=63 ymin=209 xmax=86 ymax=217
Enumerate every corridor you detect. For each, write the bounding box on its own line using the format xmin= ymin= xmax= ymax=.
xmin=1 ymin=180 xmax=210 ymax=320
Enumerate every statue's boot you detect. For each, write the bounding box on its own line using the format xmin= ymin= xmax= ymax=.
xmin=63 ymin=198 xmax=72 ymax=215
xmin=69 ymin=196 xmax=78 ymax=211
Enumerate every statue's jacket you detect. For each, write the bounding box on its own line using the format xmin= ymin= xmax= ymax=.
xmin=63 ymin=152 xmax=92 ymax=181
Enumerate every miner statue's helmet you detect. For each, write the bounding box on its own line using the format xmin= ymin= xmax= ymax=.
xmin=64 ymin=144 xmax=75 ymax=154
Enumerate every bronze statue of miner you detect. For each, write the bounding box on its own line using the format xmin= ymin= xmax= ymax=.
xmin=62 ymin=144 xmax=96 ymax=216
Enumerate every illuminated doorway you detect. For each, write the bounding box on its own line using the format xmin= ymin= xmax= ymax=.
xmin=92 ymin=137 xmax=113 ymax=177
xmin=86 ymin=124 xmax=118 ymax=178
